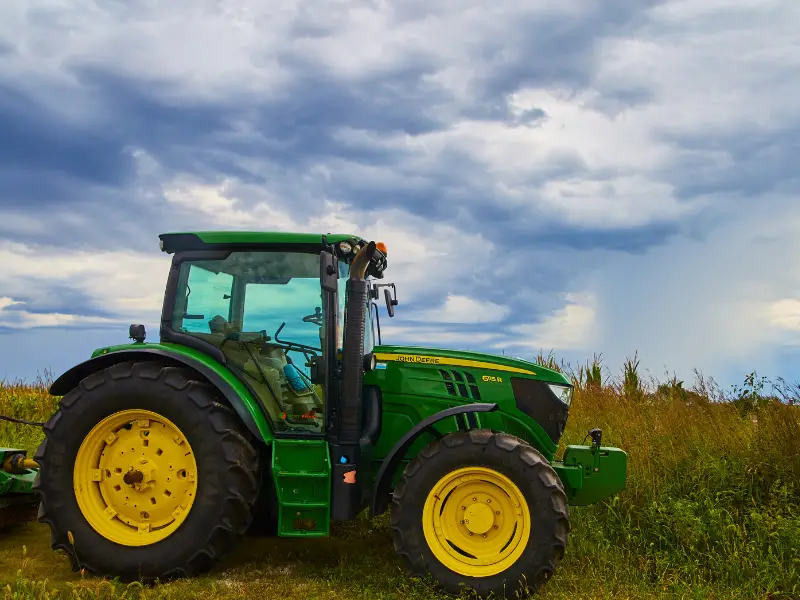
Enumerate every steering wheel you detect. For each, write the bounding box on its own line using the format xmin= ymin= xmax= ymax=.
xmin=301 ymin=307 xmax=323 ymax=326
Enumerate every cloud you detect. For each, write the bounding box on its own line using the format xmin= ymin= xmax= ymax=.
xmin=504 ymin=292 xmax=598 ymax=352
xmin=0 ymin=240 xmax=167 ymax=329
xmin=412 ymin=295 xmax=511 ymax=324
xmin=377 ymin=324 xmax=506 ymax=350
xmin=0 ymin=0 xmax=798 ymax=389
xmin=767 ymin=300 xmax=800 ymax=337
xmin=0 ymin=296 xmax=119 ymax=329
xmin=586 ymin=194 xmax=800 ymax=382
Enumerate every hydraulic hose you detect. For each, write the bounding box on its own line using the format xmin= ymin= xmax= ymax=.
xmin=0 ymin=414 xmax=44 ymax=427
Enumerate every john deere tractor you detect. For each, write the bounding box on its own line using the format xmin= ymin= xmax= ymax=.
xmin=33 ymin=232 xmax=627 ymax=597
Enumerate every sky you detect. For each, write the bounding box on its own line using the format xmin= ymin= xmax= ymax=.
xmin=0 ymin=0 xmax=799 ymax=393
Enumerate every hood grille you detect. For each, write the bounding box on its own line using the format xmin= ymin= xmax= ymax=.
xmin=439 ymin=369 xmax=482 ymax=401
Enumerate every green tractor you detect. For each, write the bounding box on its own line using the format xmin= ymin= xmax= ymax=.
xmin=33 ymin=232 xmax=627 ymax=597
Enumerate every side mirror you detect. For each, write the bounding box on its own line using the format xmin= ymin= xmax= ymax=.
xmin=384 ymin=288 xmax=398 ymax=317
xmin=320 ymin=251 xmax=338 ymax=292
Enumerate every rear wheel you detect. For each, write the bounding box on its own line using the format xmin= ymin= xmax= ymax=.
xmin=34 ymin=361 xmax=260 ymax=580
xmin=390 ymin=429 xmax=570 ymax=597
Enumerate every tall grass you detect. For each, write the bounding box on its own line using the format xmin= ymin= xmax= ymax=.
xmin=0 ymin=358 xmax=798 ymax=598
xmin=535 ymin=350 xmax=800 ymax=598
xmin=0 ymin=372 xmax=57 ymax=454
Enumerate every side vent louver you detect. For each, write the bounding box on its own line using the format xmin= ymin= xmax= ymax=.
xmin=438 ymin=370 xmax=457 ymax=396
xmin=438 ymin=369 xmax=482 ymax=401
xmin=464 ymin=372 xmax=482 ymax=400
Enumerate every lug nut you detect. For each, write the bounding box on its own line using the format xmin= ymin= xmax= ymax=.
xmin=495 ymin=511 xmax=500 ymax=515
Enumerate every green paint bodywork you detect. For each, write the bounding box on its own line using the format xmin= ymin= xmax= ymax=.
xmin=552 ymin=445 xmax=628 ymax=505
xmin=158 ymin=231 xmax=362 ymax=254
xmin=364 ymin=344 xmax=567 ymax=461
xmin=271 ymin=439 xmax=331 ymax=536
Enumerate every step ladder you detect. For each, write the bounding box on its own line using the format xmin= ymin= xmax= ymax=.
xmin=271 ymin=438 xmax=331 ymax=537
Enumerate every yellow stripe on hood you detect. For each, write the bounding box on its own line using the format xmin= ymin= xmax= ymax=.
xmin=373 ymin=353 xmax=535 ymax=375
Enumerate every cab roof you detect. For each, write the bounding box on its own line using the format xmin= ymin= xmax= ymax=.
xmin=158 ymin=231 xmax=361 ymax=254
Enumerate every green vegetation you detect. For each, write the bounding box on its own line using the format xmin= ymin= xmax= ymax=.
xmin=0 ymin=357 xmax=798 ymax=600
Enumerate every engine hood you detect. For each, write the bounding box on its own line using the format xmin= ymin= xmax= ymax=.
xmin=371 ymin=344 xmax=570 ymax=385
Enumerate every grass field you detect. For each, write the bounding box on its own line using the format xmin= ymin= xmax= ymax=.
xmin=0 ymin=355 xmax=797 ymax=600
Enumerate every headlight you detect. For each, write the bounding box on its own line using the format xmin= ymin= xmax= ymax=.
xmin=547 ymin=383 xmax=573 ymax=406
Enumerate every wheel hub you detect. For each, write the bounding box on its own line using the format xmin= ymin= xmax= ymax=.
xmin=463 ymin=502 xmax=494 ymax=535
xmin=123 ymin=458 xmax=157 ymax=491
xmin=422 ymin=467 xmax=531 ymax=578
xmin=73 ymin=410 xmax=198 ymax=546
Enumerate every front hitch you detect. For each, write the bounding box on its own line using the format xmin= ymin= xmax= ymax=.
xmin=551 ymin=428 xmax=628 ymax=506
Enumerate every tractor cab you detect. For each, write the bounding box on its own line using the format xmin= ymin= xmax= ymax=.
xmin=157 ymin=232 xmax=388 ymax=436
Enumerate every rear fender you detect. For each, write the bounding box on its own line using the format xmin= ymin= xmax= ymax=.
xmin=49 ymin=348 xmax=274 ymax=443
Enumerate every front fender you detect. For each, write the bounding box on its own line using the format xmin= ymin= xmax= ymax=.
xmin=49 ymin=347 xmax=274 ymax=444
xmin=369 ymin=403 xmax=499 ymax=517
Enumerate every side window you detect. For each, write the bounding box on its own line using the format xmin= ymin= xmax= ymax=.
xmin=241 ymin=279 xmax=323 ymax=378
xmin=173 ymin=265 xmax=233 ymax=333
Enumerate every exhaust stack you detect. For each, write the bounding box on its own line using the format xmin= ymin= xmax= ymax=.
xmin=330 ymin=241 xmax=375 ymax=520
xmin=338 ymin=241 xmax=376 ymax=443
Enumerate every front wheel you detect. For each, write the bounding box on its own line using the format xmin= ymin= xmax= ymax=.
xmin=390 ymin=429 xmax=570 ymax=597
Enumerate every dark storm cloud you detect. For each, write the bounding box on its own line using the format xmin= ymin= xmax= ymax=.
xmin=0 ymin=8 xmax=771 ymax=257
xmin=0 ymin=282 xmax=117 ymax=320
xmin=662 ymin=123 xmax=800 ymax=201
xmin=586 ymin=86 xmax=657 ymax=118
xmin=0 ymin=84 xmax=136 ymax=193
xmin=511 ymin=221 xmax=682 ymax=254
xmin=70 ymin=67 xmax=243 ymax=165
xmin=0 ymin=0 xmax=677 ymax=262
xmin=451 ymin=0 xmax=663 ymax=105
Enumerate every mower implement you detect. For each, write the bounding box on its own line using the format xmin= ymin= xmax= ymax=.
xmin=0 ymin=449 xmax=40 ymax=529
xmin=30 ymin=230 xmax=628 ymax=598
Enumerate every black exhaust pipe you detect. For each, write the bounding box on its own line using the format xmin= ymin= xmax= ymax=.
xmin=330 ymin=241 xmax=375 ymax=520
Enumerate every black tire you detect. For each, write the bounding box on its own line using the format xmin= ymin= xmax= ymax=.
xmin=390 ymin=429 xmax=570 ymax=598
xmin=33 ymin=361 xmax=260 ymax=581
xmin=246 ymin=446 xmax=279 ymax=537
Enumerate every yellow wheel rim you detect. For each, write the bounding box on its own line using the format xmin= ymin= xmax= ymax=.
xmin=422 ymin=466 xmax=530 ymax=578
xmin=73 ymin=409 xmax=198 ymax=546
